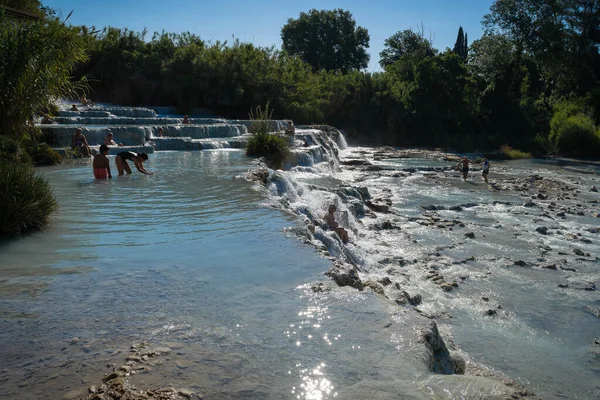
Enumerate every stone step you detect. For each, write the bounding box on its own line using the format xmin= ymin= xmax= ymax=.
xmin=52 ymin=116 xmax=229 ymax=125
xmin=58 ymin=107 xmax=157 ymax=118
xmin=38 ymin=124 xmax=251 ymax=147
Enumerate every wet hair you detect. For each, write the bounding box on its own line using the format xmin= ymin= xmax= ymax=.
xmin=99 ymin=144 xmax=109 ymax=153
xmin=107 ymin=131 xmax=113 ymax=136
xmin=139 ymin=152 xmax=149 ymax=160
xmin=75 ymin=128 xmax=83 ymax=133
xmin=328 ymin=204 xmax=337 ymax=212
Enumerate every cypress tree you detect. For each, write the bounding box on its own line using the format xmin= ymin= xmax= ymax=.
xmin=453 ymin=26 xmax=468 ymax=61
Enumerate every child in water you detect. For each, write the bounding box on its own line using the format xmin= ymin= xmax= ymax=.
xmin=93 ymin=144 xmax=112 ymax=179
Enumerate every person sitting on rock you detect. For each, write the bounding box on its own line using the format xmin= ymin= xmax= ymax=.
xmin=103 ymin=132 xmax=123 ymax=147
xmin=157 ymin=127 xmax=164 ymax=137
xmin=71 ymin=128 xmax=91 ymax=157
xmin=323 ymin=204 xmax=349 ymax=244
xmin=40 ymin=114 xmax=57 ymax=124
xmin=70 ymin=104 xmax=79 ymax=112
xmin=285 ymin=121 xmax=295 ymax=135
xmin=182 ymin=115 xmax=190 ymax=124
xmin=80 ymin=96 xmax=94 ymax=107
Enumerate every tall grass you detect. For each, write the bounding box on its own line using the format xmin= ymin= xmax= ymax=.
xmin=499 ymin=145 xmax=532 ymax=159
xmin=246 ymin=103 xmax=290 ymax=169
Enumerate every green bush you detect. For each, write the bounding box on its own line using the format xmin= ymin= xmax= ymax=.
xmin=0 ymin=135 xmax=31 ymax=164
xmin=246 ymin=103 xmax=290 ymax=169
xmin=22 ymin=139 xmax=62 ymax=166
xmin=0 ymin=160 xmax=57 ymax=235
xmin=549 ymin=104 xmax=600 ymax=157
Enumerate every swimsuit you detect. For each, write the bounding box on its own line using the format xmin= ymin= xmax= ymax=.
xmin=462 ymin=167 xmax=469 ymax=173
xmin=117 ymin=151 xmax=137 ymax=161
xmin=94 ymin=168 xmax=108 ymax=179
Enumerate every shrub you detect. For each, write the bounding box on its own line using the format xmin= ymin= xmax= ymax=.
xmin=246 ymin=103 xmax=290 ymax=169
xmin=549 ymin=110 xmax=600 ymax=157
xmin=499 ymin=145 xmax=532 ymax=159
xmin=0 ymin=135 xmax=31 ymax=164
xmin=0 ymin=160 xmax=57 ymax=235
xmin=22 ymin=138 xmax=62 ymax=166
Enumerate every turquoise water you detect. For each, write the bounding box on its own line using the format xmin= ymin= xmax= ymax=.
xmin=0 ymin=151 xmax=431 ymax=400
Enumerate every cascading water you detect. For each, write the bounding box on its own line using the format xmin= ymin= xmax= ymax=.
xmin=8 ymin=101 xmax=597 ymax=399
xmin=260 ymin=138 xmax=600 ymax=400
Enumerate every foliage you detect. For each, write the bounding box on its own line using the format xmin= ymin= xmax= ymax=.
xmin=0 ymin=159 xmax=57 ymax=235
xmin=69 ymin=2 xmax=600 ymax=157
xmin=379 ymin=28 xmax=436 ymax=69
xmin=246 ymin=103 xmax=290 ymax=169
xmin=453 ymin=26 xmax=468 ymax=61
xmin=2 ymin=0 xmax=44 ymax=16
xmin=22 ymin=137 xmax=62 ymax=165
xmin=0 ymin=135 xmax=31 ymax=164
xmin=549 ymin=101 xmax=600 ymax=157
xmin=0 ymin=13 xmax=87 ymax=138
xmin=499 ymin=145 xmax=532 ymax=159
xmin=281 ymin=9 xmax=370 ymax=72
xmin=468 ymin=34 xmax=514 ymax=83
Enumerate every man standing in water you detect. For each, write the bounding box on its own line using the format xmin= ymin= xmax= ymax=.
xmin=458 ymin=156 xmax=470 ymax=181
xmin=93 ymin=144 xmax=112 ymax=179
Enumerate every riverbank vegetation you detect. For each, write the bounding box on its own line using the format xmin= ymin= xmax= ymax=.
xmin=0 ymin=136 xmax=58 ymax=235
xmin=0 ymin=1 xmax=86 ymax=234
xmin=65 ymin=2 xmax=600 ymax=157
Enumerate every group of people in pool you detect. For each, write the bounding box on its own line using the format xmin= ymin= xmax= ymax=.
xmin=92 ymin=145 xmax=152 ymax=179
xmin=70 ymin=128 xmax=152 ymax=179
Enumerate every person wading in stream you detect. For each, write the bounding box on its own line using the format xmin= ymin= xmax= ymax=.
xmin=115 ymin=151 xmax=153 ymax=176
xmin=457 ymin=156 xmax=471 ymax=181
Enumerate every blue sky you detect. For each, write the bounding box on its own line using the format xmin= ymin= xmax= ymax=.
xmin=44 ymin=0 xmax=495 ymax=71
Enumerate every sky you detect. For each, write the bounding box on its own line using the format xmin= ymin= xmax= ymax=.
xmin=43 ymin=0 xmax=495 ymax=71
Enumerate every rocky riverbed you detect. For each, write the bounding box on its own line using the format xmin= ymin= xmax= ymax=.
xmin=250 ymin=143 xmax=600 ymax=399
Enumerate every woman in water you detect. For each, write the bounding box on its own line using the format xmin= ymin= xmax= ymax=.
xmin=71 ymin=128 xmax=91 ymax=157
xmin=115 ymin=151 xmax=153 ymax=175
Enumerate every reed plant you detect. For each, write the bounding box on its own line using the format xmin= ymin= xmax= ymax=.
xmin=246 ymin=103 xmax=290 ymax=169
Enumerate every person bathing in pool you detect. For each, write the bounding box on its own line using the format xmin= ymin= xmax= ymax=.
xmin=93 ymin=144 xmax=112 ymax=179
xmin=115 ymin=151 xmax=153 ymax=176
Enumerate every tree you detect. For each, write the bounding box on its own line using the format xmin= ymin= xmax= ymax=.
xmin=0 ymin=14 xmax=87 ymax=137
xmin=469 ymin=33 xmax=515 ymax=82
xmin=379 ymin=29 xmax=436 ymax=69
xmin=281 ymin=9 xmax=370 ymax=72
xmin=453 ymin=26 xmax=468 ymax=60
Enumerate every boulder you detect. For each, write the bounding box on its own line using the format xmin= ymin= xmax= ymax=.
xmin=421 ymin=322 xmax=464 ymax=374
xmin=324 ymin=261 xmax=363 ymax=290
